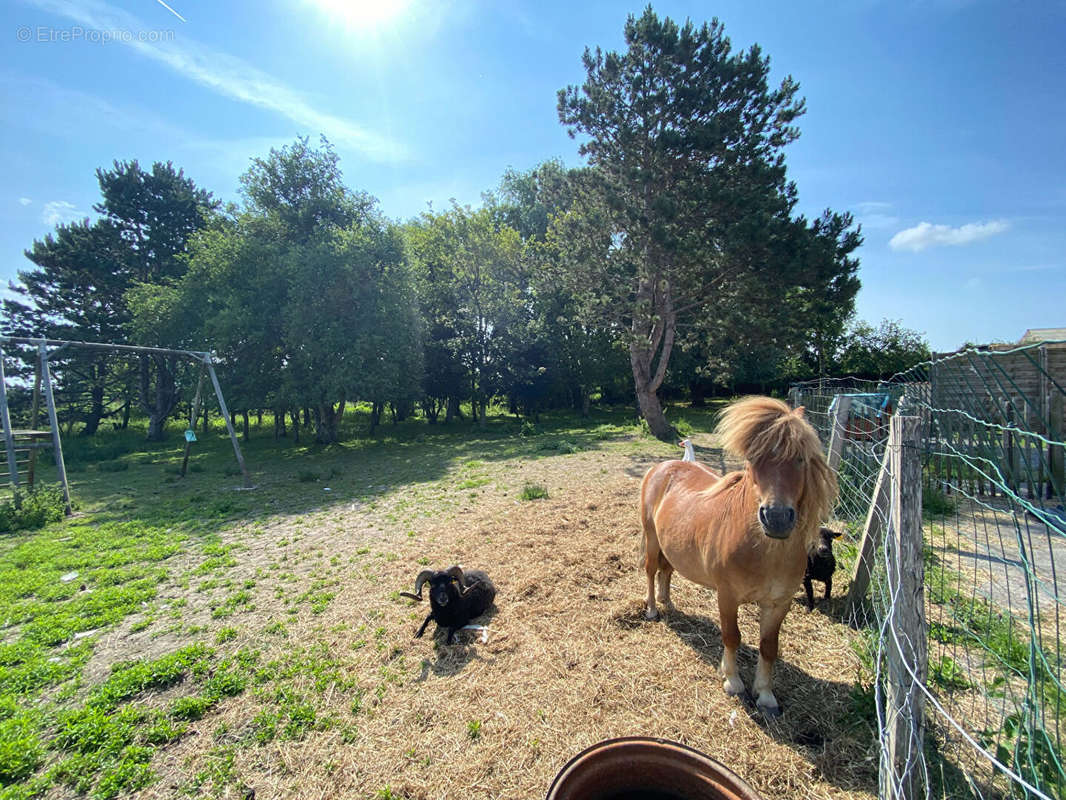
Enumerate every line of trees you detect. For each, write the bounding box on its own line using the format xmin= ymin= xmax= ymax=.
xmin=2 ymin=8 xmax=930 ymax=444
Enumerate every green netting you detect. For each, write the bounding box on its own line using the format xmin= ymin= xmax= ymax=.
xmin=792 ymin=341 xmax=1064 ymax=799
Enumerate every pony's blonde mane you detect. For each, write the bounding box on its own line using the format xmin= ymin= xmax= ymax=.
xmin=715 ymin=396 xmax=838 ymax=530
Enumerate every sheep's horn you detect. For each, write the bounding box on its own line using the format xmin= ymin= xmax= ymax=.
xmin=446 ymin=565 xmax=473 ymax=596
xmin=400 ymin=569 xmax=435 ymax=601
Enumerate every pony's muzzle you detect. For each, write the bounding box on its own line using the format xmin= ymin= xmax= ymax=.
xmin=758 ymin=505 xmax=796 ymax=538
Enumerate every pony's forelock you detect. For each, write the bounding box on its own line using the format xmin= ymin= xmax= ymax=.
xmin=716 ymin=396 xmax=838 ymax=531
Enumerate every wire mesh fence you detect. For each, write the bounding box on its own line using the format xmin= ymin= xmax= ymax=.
xmin=792 ymin=339 xmax=1065 ymax=800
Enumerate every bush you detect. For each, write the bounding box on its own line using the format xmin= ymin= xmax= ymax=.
xmin=0 ymin=486 xmax=67 ymax=534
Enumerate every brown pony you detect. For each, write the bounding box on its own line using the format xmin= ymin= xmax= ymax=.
xmin=640 ymin=396 xmax=836 ymax=715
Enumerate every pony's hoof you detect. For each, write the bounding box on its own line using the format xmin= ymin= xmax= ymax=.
xmin=722 ymin=676 xmax=744 ymax=696
xmin=756 ymin=694 xmax=782 ymax=718
xmin=644 ymin=607 xmax=659 ymax=621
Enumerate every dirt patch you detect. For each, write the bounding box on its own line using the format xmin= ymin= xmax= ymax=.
xmin=126 ymin=442 xmax=877 ymax=800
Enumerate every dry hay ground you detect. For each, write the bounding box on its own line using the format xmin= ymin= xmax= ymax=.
xmin=120 ymin=445 xmax=879 ymax=800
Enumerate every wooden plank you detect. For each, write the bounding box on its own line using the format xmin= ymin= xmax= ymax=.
xmin=1050 ymin=393 xmax=1064 ymax=502
xmin=827 ymin=395 xmax=853 ymax=473
xmin=880 ymin=415 xmax=927 ymax=800
xmin=845 ymin=441 xmax=892 ymax=620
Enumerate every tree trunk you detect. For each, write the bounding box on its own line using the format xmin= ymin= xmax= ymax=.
xmin=139 ymin=354 xmax=179 ymax=442
xmin=689 ymin=380 xmax=706 ymax=408
xmin=242 ymin=411 xmax=250 ymax=441
xmin=291 ymin=409 xmax=300 ymax=444
xmin=314 ymin=402 xmax=340 ymax=444
xmin=630 ymin=342 xmax=675 ymax=441
xmin=82 ymin=382 xmax=105 ymax=436
xmin=628 ymin=273 xmax=677 ymax=442
xmin=446 ymin=396 xmax=461 ymax=424
xmin=582 ymin=390 xmax=591 ymax=418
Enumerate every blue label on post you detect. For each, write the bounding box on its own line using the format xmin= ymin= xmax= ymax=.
xmin=185 ymin=429 xmax=197 ymax=442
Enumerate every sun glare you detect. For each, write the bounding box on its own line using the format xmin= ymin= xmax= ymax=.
xmin=305 ymin=0 xmax=412 ymax=31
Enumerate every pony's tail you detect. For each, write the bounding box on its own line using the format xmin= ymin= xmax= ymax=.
xmin=637 ymin=529 xmax=647 ymax=570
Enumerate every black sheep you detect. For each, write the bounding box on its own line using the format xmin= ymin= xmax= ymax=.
xmin=804 ymin=527 xmax=842 ymax=611
xmin=399 ymin=565 xmax=496 ymax=643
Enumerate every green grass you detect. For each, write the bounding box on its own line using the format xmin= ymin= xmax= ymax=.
xmin=922 ymin=547 xmax=1064 ymax=793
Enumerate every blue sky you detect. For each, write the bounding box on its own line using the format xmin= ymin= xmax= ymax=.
xmin=2 ymin=0 xmax=1064 ymax=353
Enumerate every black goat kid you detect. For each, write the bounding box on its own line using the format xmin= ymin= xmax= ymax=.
xmin=804 ymin=527 xmax=842 ymax=611
xmin=400 ymin=566 xmax=496 ymax=643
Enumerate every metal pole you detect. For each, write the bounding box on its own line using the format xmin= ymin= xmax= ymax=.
xmin=0 ymin=336 xmax=208 ymax=362
xmin=39 ymin=343 xmax=72 ymax=515
xmin=28 ymin=359 xmax=42 ymax=488
xmin=180 ymin=365 xmax=206 ymax=478
xmin=205 ymin=356 xmax=252 ymax=488
xmin=0 ymin=347 xmax=20 ymax=492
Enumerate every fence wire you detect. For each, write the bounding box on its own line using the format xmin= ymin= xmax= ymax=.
xmin=792 ymin=340 xmax=1065 ymax=800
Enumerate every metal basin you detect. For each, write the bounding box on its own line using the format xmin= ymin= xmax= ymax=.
xmin=546 ymin=737 xmax=763 ymax=800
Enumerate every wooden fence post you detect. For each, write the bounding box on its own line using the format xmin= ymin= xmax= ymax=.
xmin=1049 ymin=393 xmax=1064 ymax=502
xmin=845 ymin=442 xmax=891 ymax=621
xmin=827 ymin=395 xmax=853 ymax=473
xmin=880 ymin=415 xmax=927 ymax=800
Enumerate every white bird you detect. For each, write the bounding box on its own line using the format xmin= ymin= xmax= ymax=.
xmin=679 ymin=438 xmax=696 ymax=462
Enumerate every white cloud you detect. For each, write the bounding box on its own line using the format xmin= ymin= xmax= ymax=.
xmin=41 ymin=200 xmax=84 ymax=226
xmin=18 ymin=197 xmax=32 ymax=206
xmin=889 ymin=220 xmax=1009 ymax=252
xmin=27 ymin=0 xmax=410 ymax=163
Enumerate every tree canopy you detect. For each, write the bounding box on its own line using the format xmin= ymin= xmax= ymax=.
xmin=556 ymin=6 xmax=860 ymax=439
xmin=4 ymin=10 xmax=904 ymax=443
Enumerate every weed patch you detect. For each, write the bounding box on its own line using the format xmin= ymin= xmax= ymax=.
xmin=520 ymin=483 xmax=549 ymax=501
xmin=0 ymin=486 xmax=67 ymax=534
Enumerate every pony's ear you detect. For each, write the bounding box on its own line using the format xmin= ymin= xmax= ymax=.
xmin=792 ymin=405 xmax=807 ymax=418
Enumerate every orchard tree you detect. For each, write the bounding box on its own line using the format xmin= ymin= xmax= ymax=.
xmin=556 ymin=7 xmax=859 ymax=439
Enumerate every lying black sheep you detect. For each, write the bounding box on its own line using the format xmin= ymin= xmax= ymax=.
xmin=804 ymin=527 xmax=842 ymax=611
xmin=399 ymin=565 xmax=496 ymax=643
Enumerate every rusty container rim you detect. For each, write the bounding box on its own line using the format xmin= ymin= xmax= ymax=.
xmin=545 ymin=736 xmax=763 ymax=800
